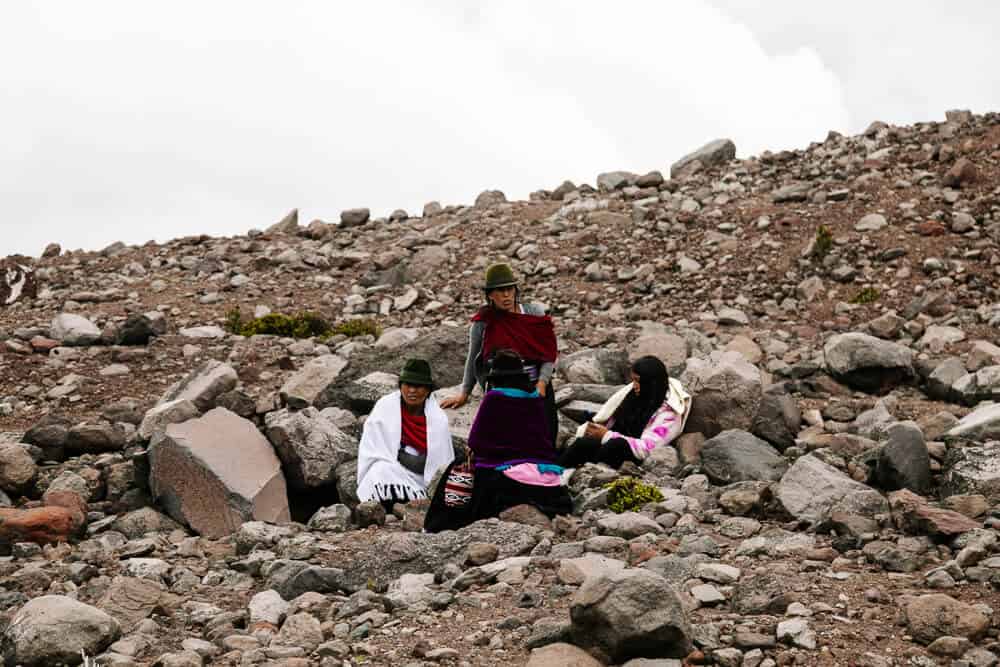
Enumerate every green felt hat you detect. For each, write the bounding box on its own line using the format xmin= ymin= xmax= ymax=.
xmin=483 ymin=263 xmax=518 ymax=291
xmin=399 ymin=358 xmax=434 ymax=387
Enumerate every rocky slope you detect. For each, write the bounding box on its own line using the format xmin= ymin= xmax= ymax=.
xmin=0 ymin=110 xmax=999 ymax=666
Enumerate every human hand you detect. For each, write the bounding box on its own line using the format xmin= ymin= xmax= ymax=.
xmin=440 ymin=393 xmax=468 ymax=409
xmin=535 ymin=380 xmax=547 ymax=397
xmin=584 ymin=421 xmax=608 ymax=440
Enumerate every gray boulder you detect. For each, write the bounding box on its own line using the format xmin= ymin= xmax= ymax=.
xmin=150 ymin=407 xmax=290 ymax=538
xmin=345 ymin=372 xmax=399 ymax=414
xmin=682 ymin=351 xmax=763 ymax=438
xmin=407 ymin=246 xmax=449 ymax=283
xmin=670 ymin=139 xmax=736 ymax=179
xmin=952 ymin=366 xmax=1000 ymax=406
xmin=1 ymin=595 xmax=120 ymax=666
xmin=944 ymin=442 xmax=1000 ymax=499
xmin=340 ymin=208 xmax=370 ymax=227
xmin=777 ymin=454 xmax=887 ymax=523
xmin=875 ymin=421 xmax=931 ymax=493
xmin=279 ymin=355 xmax=349 ymax=409
xmin=700 ymin=430 xmax=787 ymax=484
xmin=50 ymin=313 xmax=101 ymax=346
xmin=597 ymin=171 xmax=635 ymax=191
xmin=629 ymin=331 xmax=688 ymax=376
xmin=946 ymin=403 xmax=1000 ymax=441
xmin=926 ymin=357 xmax=967 ymax=402
xmin=557 ymin=348 xmax=628 ymax=385
xmin=158 ymin=359 xmax=238 ymax=412
xmin=750 ymin=389 xmax=802 ymax=451
xmin=138 ymin=398 xmax=200 ymax=441
xmin=570 ymin=568 xmax=692 ymax=661
xmin=307 ymin=504 xmax=352 ymax=532
xmin=264 ymin=408 xmax=358 ymax=490
xmin=824 ymin=333 xmax=914 ymax=394
xmin=117 ymin=311 xmax=168 ymax=346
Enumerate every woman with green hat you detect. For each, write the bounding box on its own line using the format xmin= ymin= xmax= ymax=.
xmin=356 ymin=358 xmax=455 ymax=510
xmin=440 ymin=262 xmax=559 ymax=442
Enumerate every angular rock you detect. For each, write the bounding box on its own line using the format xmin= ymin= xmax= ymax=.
xmin=670 ymin=139 xmax=736 ymax=179
xmin=265 ymin=408 xmax=357 ymax=490
xmin=824 ymin=333 xmax=914 ymax=394
xmin=117 ymin=311 xmax=168 ymax=346
xmin=700 ymin=430 xmax=787 ymax=485
xmin=98 ymin=576 xmax=173 ymax=632
xmin=777 ymin=454 xmax=887 ymax=523
xmin=683 ymin=351 xmax=763 ymax=438
xmin=952 ymin=366 xmax=1000 ymax=406
xmin=944 ymin=442 xmax=1000 ymax=499
xmin=570 ymin=568 xmax=692 ymax=661
xmin=279 ymin=355 xmax=349 ymax=409
xmin=0 ymin=490 xmax=86 ymax=548
xmin=527 ymin=643 xmax=604 ymax=667
xmin=340 ymin=208 xmax=370 ymax=227
xmin=66 ymin=423 xmax=127 ymax=454
xmin=50 ymin=313 xmax=101 ymax=346
xmin=597 ymin=513 xmax=664 ymax=539
xmin=750 ymin=390 xmax=801 ymax=452
xmin=876 ymin=421 xmax=931 ymax=493
xmin=307 ymin=504 xmax=352 ymax=532
xmin=138 ymin=399 xmax=200 ymax=442
xmin=2 ymin=595 xmax=120 ymax=666
xmin=149 ymin=407 xmax=290 ymax=538
xmin=266 ymin=208 xmax=299 ymax=234
xmin=158 ymin=360 xmax=238 ymax=412
xmin=889 ymin=489 xmax=981 ymax=538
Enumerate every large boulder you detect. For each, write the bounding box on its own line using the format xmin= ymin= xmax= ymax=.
xmin=670 ymin=138 xmax=736 ymax=179
xmin=946 ymin=403 xmax=1000 ymax=441
xmin=264 ymin=408 xmax=358 ymax=490
xmin=557 ymin=348 xmax=628 ymax=385
xmin=279 ymin=355 xmax=349 ymax=409
xmin=629 ymin=330 xmax=688 ymax=376
xmin=117 ymin=311 xmax=168 ymax=345
xmin=0 ymin=491 xmax=86 ymax=549
xmin=158 ymin=359 xmax=238 ymax=412
xmin=50 ymin=313 xmax=101 ymax=346
xmin=944 ymin=442 xmax=1000 ymax=499
xmin=777 ymin=454 xmax=887 ymax=523
xmin=823 ymin=333 xmax=915 ymax=394
xmin=527 ymin=643 xmax=604 ymax=667
xmin=700 ymin=430 xmax=787 ymax=485
xmin=138 ymin=399 xmax=200 ymax=441
xmin=406 ymin=246 xmax=449 ymax=283
xmin=682 ymin=351 xmax=763 ymax=438
xmin=149 ymin=407 xmax=290 ymax=538
xmin=1 ymin=595 xmax=120 ymax=666
xmin=569 ymin=568 xmax=692 ymax=661
xmin=0 ymin=257 xmax=36 ymax=306
xmin=875 ymin=421 xmax=931 ymax=493
xmin=905 ymin=594 xmax=990 ymax=644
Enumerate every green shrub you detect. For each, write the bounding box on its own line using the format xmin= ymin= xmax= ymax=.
xmin=850 ymin=287 xmax=880 ymax=305
xmin=813 ymin=224 xmax=834 ymax=259
xmin=224 ymin=307 xmax=333 ymax=339
xmin=605 ymin=476 xmax=665 ymax=513
xmin=332 ymin=317 xmax=382 ymax=339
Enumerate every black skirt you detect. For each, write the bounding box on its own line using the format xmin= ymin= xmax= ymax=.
xmin=424 ymin=463 xmax=573 ymax=533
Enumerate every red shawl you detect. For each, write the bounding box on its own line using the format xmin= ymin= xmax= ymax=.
xmin=472 ymin=306 xmax=557 ymax=363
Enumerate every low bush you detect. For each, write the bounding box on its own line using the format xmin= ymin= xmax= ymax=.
xmin=224 ymin=308 xmax=333 ymax=339
xmin=850 ymin=287 xmax=880 ymax=305
xmin=605 ymin=476 xmax=665 ymax=513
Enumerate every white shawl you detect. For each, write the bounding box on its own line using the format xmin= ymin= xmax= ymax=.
xmin=574 ymin=377 xmax=692 ymax=440
xmin=356 ymin=391 xmax=455 ymax=503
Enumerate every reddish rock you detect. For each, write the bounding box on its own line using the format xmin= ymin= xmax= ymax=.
xmin=889 ymin=489 xmax=981 ymax=537
xmin=499 ymin=504 xmax=552 ymax=530
xmin=942 ymin=157 xmax=979 ymax=188
xmin=916 ymin=221 xmax=948 ymax=236
xmin=29 ymin=336 xmax=60 ymax=353
xmin=0 ymin=490 xmax=87 ymax=546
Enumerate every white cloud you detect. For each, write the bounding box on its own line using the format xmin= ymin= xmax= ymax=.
xmin=3 ymin=1 xmax=855 ymax=255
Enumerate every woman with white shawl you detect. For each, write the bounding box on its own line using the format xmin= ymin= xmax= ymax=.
xmin=557 ymin=355 xmax=691 ymax=470
xmin=356 ymin=358 xmax=454 ymax=508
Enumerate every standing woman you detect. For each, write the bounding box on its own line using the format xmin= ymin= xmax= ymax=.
xmin=440 ymin=263 xmax=559 ymax=441
xmin=356 ymin=358 xmax=455 ymax=510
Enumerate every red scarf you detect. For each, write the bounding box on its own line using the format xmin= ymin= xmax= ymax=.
xmin=472 ymin=306 xmax=557 ymax=363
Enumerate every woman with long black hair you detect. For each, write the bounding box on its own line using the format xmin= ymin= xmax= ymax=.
xmin=557 ymin=355 xmax=691 ymax=469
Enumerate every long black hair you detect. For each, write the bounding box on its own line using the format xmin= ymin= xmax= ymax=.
xmin=485 ymin=348 xmax=533 ymax=393
xmin=611 ymin=356 xmax=669 ymax=437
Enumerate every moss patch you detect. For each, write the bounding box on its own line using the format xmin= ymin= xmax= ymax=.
xmin=812 ymin=224 xmax=834 ymax=260
xmin=850 ymin=287 xmax=880 ymax=305
xmin=224 ymin=308 xmax=333 ymax=339
xmin=605 ymin=476 xmax=665 ymax=513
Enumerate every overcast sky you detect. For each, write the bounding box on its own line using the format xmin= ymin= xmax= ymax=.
xmin=2 ymin=1 xmax=998 ymax=257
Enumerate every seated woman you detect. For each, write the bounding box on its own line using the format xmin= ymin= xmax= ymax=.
xmin=424 ymin=349 xmax=572 ymax=533
xmin=356 ymin=358 xmax=455 ymax=510
xmin=557 ymin=355 xmax=691 ymax=470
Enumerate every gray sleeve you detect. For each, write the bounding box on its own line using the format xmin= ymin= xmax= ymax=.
xmin=524 ymin=302 xmax=556 ymax=383
xmin=461 ymin=321 xmax=484 ymax=395
xmin=538 ymin=362 xmax=554 ymax=384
